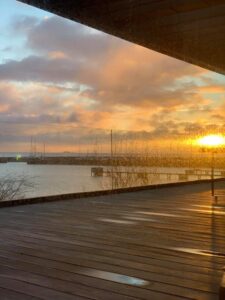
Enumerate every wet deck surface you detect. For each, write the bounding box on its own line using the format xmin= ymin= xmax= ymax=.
xmin=0 ymin=182 xmax=224 ymax=300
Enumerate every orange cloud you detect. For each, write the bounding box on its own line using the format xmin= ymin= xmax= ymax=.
xmin=198 ymin=85 xmax=225 ymax=93
xmin=48 ymin=51 xmax=67 ymax=59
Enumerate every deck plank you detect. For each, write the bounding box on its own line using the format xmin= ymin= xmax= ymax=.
xmin=0 ymin=181 xmax=224 ymax=299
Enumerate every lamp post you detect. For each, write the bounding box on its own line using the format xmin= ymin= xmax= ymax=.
xmin=197 ymin=134 xmax=225 ymax=201
xmin=201 ymin=147 xmax=216 ymax=197
xmin=211 ymin=150 xmax=215 ymax=197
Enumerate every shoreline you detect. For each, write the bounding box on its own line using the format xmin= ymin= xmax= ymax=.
xmin=0 ymin=177 xmax=224 ymax=208
xmin=1 ymin=155 xmax=225 ymax=168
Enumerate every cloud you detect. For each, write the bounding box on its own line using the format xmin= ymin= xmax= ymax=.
xmin=0 ymin=81 xmax=81 ymax=127
xmin=0 ymin=15 xmax=206 ymax=110
xmin=0 ymin=55 xmax=81 ymax=83
xmin=11 ymin=15 xmax=39 ymax=34
xmin=24 ymin=16 xmax=208 ymax=109
xmin=26 ymin=16 xmax=123 ymax=59
xmin=198 ymin=85 xmax=225 ymax=93
xmin=48 ymin=51 xmax=67 ymax=59
xmin=0 ymin=14 xmax=225 ymax=151
xmin=0 ymin=82 xmax=21 ymax=113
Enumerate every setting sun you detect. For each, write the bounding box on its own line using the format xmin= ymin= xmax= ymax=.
xmin=196 ymin=134 xmax=225 ymax=148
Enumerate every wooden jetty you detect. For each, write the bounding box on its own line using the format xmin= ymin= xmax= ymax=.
xmin=91 ymin=167 xmax=225 ymax=181
xmin=0 ymin=181 xmax=224 ymax=299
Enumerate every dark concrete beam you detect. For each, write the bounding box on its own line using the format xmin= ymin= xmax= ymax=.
xmin=18 ymin=0 xmax=225 ymax=75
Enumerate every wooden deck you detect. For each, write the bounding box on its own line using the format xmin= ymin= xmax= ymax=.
xmin=0 ymin=181 xmax=224 ymax=299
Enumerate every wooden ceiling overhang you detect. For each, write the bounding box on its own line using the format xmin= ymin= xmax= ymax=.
xmin=18 ymin=0 xmax=225 ymax=75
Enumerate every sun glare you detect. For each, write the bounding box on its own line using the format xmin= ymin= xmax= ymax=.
xmin=196 ymin=134 xmax=225 ymax=148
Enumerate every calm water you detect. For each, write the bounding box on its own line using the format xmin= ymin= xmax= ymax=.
xmin=0 ymin=162 xmax=217 ymax=199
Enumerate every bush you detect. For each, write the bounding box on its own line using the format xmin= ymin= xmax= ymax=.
xmin=0 ymin=175 xmax=34 ymax=201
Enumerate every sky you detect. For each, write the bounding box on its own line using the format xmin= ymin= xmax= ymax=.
xmin=0 ymin=0 xmax=225 ymax=153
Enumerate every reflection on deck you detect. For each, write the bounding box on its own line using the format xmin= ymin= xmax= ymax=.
xmin=0 ymin=181 xmax=224 ymax=299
